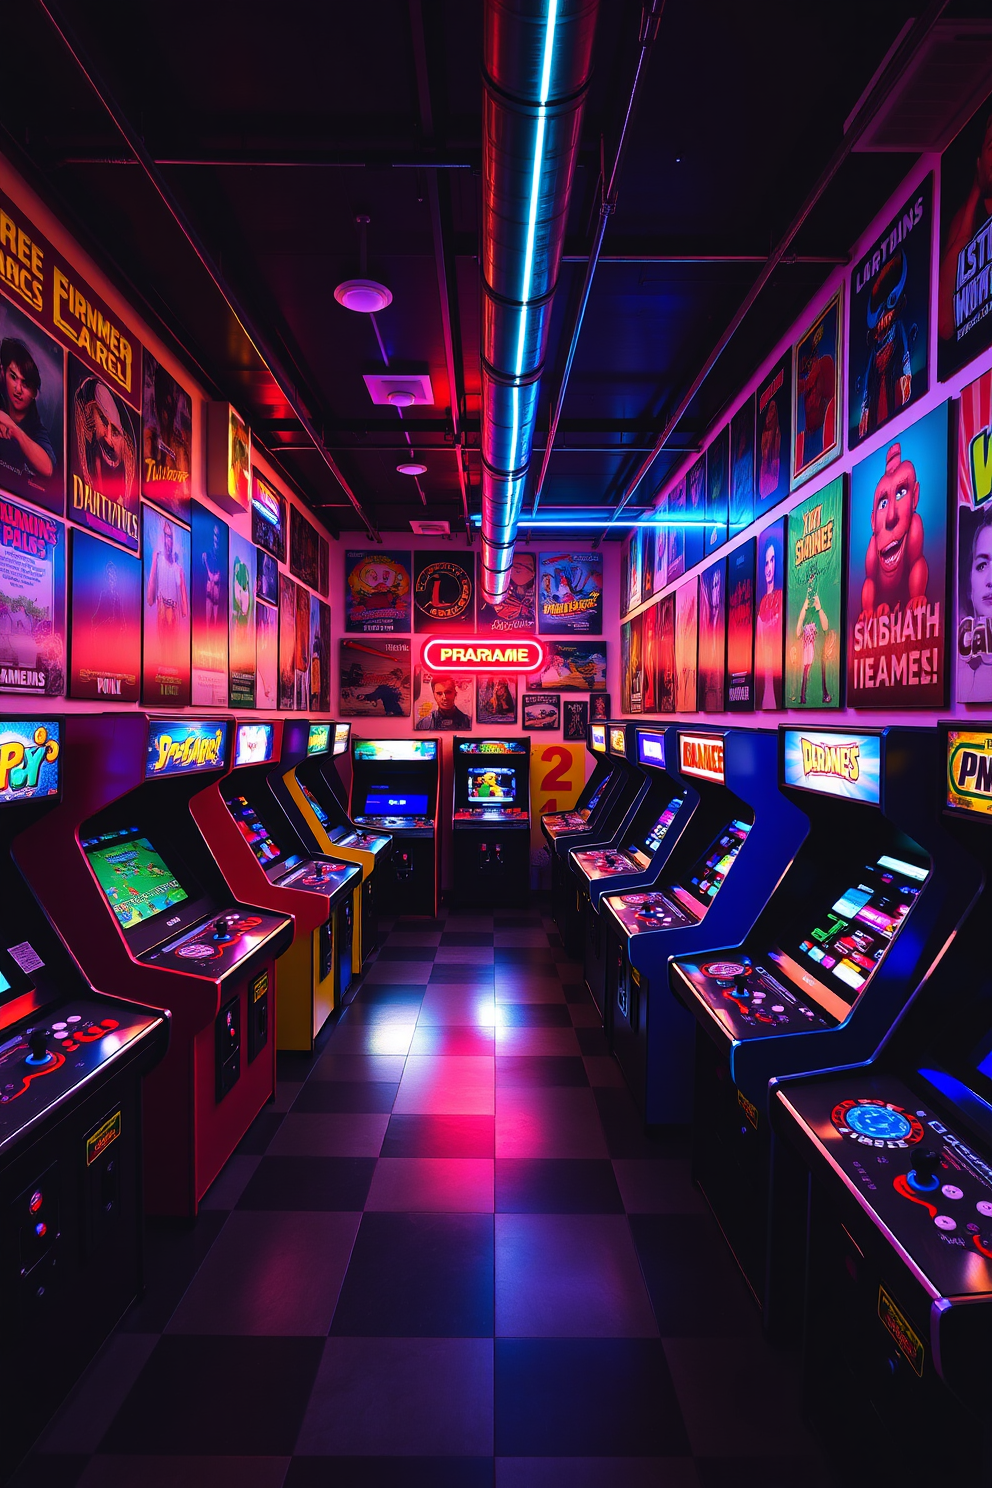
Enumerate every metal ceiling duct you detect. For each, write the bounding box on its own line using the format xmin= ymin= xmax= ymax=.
xmin=479 ymin=0 xmax=599 ymax=605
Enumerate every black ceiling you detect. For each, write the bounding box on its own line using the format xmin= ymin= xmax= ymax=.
xmin=1 ymin=0 xmax=961 ymax=537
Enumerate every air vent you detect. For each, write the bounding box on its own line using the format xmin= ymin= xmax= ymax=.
xmin=410 ymin=519 xmax=450 ymax=536
xmin=364 ymin=371 xmax=434 ymax=407
xmin=851 ymin=20 xmax=992 ymax=153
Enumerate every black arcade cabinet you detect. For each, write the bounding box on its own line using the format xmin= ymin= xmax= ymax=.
xmin=541 ymin=721 xmax=628 ymax=937
xmin=451 ymin=737 xmax=531 ymax=907
xmin=350 ymin=737 xmax=440 ymax=917
xmin=0 ymin=718 xmax=168 ymax=1477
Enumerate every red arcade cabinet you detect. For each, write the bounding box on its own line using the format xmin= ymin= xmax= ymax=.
xmin=15 ymin=714 xmax=293 ymax=1218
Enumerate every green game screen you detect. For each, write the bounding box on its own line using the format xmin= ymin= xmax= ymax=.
xmin=85 ymin=829 xmax=189 ymax=930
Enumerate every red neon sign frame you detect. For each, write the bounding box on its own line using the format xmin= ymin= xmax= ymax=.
xmin=420 ymin=636 xmax=547 ymax=673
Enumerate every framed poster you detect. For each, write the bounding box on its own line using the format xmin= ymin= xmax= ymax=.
xmin=563 ymin=698 xmax=588 ymax=741
xmin=755 ymin=518 xmax=785 ymax=710
xmin=726 ymin=539 xmax=755 ymax=711
xmin=523 ymin=692 xmax=560 ymax=730
xmin=251 ymin=474 xmax=286 ymax=562
xmin=626 ymin=529 xmax=643 ymax=612
xmin=318 ymin=535 xmax=330 ymax=598
xmin=755 ymin=351 xmax=791 ymax=516
xmin=849 ymin=175 xmax=931 ymax=450
xmin=652 ymin=491 xmax=668 ymax=596
xmin=620 ymin=621 xmax=631 ymax=712
xmin=289 ymin=504 xmax=320 ymax=590
xmin=629 ymin=612 xmax=643 ymax=713
xmin=345 ymin=550 xmax=412 ymax=634
xmin=190 ymin=501 xmax=228 ymax=707
xmin=705 ymin=426 xmax=729 ymax=555
xmin=339 ymin=637 xmax=411 ymax=718
xmin=698 ymin=558 xmax=726 ymax=713
xmin=413 ymin=667 xmax=472 ymax=730
xmin=141 ymin=352 xmax=192 ymax=522
xmin=657 ymin=591 xmax=676 ymax=714
xmin=685 ymin=455 xmax=706 ymax=571
xmin=848 ymin=403 xmax=950 ymax=708
xmin=68 ymin=528 xmax=140 ymax=701
xmin=0 ymin=293 xmax=65 ymax=515
xmin=730 ymin=396 xmax=755 ymax=537
xmin=308 ymin=595 xmax=331 ymax=713
xmin=295 ymin=581 xmax=311 ymax=709
xmin=476 ymin=550 xmax=536 ymax=633
xmin=675 ymin=577 xmax=698 ymax=713
xmin=785 ymin=476 xmax=844 ymax=709
xmin=590 ymin=692 xmax=610 ymax=722
xmin=413 ymin=550 xmax=475 ymax=633
xmin=67 ymin=354 xmax=140 ymax=552
xmin=0 ymin=496 xmax=65 ymax=696
xmin=477 ymin=674 xmax=518 ymax=725
xmin=538 ymin=551 xmax=603 ymax=634
xmin=256 ymin=600 xmax=278 ymax=710
xmin=640 ymin=530 xmax=656 ymax=607
xmin=278 ymin=573 xmax=298 ymax=710
xmin=938 ymin=92 xmax=992 ymax=382
xmin=206 ymin=403 xmax=250 ymax=512
xmin=528 ymin=641 xmax=607 ymax=692
xmin=141 ymin=504 xmax=190 ymax=706
xmin=956 ymin=368 xmax=992 ymax=702
xmin=256 ymin=549 xmax=278 ymax=606
xmin=642 ymin=601 xmax=659 ymax=713
xmin=229 ymin=531 xmax=256 ymax=708
xmin=791 ymin=289 xmax=843 ymax=490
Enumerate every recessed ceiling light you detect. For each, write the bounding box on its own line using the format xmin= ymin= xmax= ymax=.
xmin=397 ymin=461 xmax=428 ymax=476
xmin=386 ymin=389 xmax=416 ymax=407
xmin=334 ymin=278 xmax=393 ymax=313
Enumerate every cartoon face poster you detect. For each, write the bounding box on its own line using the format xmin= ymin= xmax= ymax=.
xmin=477 ymin=549 xmax=536 ymax=633
xmin=755 ymin=517 xmax=785 ymax=710
xmin=141 ymin=503 xmax=191 ymax=707
xmin=345 ymin=549 xmax=411 ymax=633
xmin=67 ymin=354 xmax=141 ymax=552
xmin=848 ymin=402 xmax=949 ymax=708
xmin=190 ymin=501 xmax=228 ymax=707
xmin=538 ymin=551 xmax=603 ymax=634
xmin=705 ymin=426 xmax=729 ymax=556
xmin=0 ymin=293 xmax=65 ymax=515
xmin=726 ymin=539 xmax=755 ymax=711
xmin=849 ymin=176 xmax=931 ymax=452
xmin=339 ymin=637 xmax=411 ymax=718
xmin=938 ymin=91 xmax=992 ymax=382
xmin=413 ymin=550 xmax=475 ymax=634
xmin=957 ymin=369 xmax=992 ymax=703
xmin=791 ymin=290 xmax=843 ymax=491
xmin=69 ymin=528 xmax=140 ymax=701
xmin=698 ymin=558 xmax=726 ymax=713
xmin=755 ymin=351 xmax=791 ymax=517
xmin=729 ymin=396 xmax=755 ymax=537
xmin=675 ymin=577 xmax=698 ymax=713
xmin=228 ymin=530 xmax=256 ymax=708
xmin=785 ymin=476 xmax=844 ymax=709
xmin=141 ymin=352 xmax=192 ymax=522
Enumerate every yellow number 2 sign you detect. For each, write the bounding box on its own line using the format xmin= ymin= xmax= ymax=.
xmin=529 ymin=743 xmax=587 ymax=854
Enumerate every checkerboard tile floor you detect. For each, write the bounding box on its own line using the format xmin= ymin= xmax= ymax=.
xmin=19 ymin=900 xmax=835 ymax=1487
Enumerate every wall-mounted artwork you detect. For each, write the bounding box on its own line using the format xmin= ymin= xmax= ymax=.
xmin=141 ymin=352 xmax=192 ymax=522
xmin=640 ymin=530 xmax=656 ymax=608
xmin=938 ymin=91 xmax=992 ymax=382
xmin=477 ymin=673 xmax=518 ymax=725
xmin=476 ymin=550 xmax=536 ymax=633
xmin=642 ymin=601 xmax=659 ymax=713
xmin=256 ymin=549 xmax=278 ymax=607
xmin=67 ymin=354 xmax=140 ymax=552
xmin=345 ymin=550 xmax=412 ymax=633
xmin=590 ymin=692 xmax=610 ymax=722
xmin=523 ymin=692 xmax=560 ymax=730
xmin=277 ymin=573 xmax=297 ymax=710
xmin=726 ymin=538 xmax=755 ymax=711
xmin=141 ymin=503 xmax=190 ymax=707
xmin=698 ymin=558 xmax=726 ymax=713
xmin=318 ymin=535 xmax=330 ymax=598
xmin=339 ymin=637 xmax=411 ymax=718
xmin=785 ymin=476 xmax=844 ymax=709
xmin=656 ymin=592 xmax=676 ymax=714
xmin=791 ymin=290 xmax=843 ymax=491
xmin=290 ymin=503 xmax=321 ymax=590
xmin=652 ymin=491 xmax=669 ymax=594
xmin=68 ymin=528 xmax=140 ymax=701
xmin=251 ymin=473 xmax=286 ymax=561
xmin=0 ymin=293 xmax=65 ymax=515
xmin=528 ymin=641 xmax=607 ymax=692
xmin=665 ymin=478 xmax=685 ymax=587
xmin=626 ymin=529 xmax=643 ymax=612
xmin=956 ymin=368 xmax=992 ymax=703
xmin=755 ymin=352 xmax=791 ymax=517
xmin=308 ymin=594 xmax=331 ymax=713
xmin=620 ymin=621 xmax=631 ymax=712
xmin=206 ymin=402 xmax=250 ymax=513
xmin=255 ymin=599 xmax=278 ymax=710
xmin=685 ymin=455 xmax=706 ymax=571
xmin=629 ymin=613 xmax=643 ymax=713
xmin=413 ymin=667 xmax=472 ymax=730
xmin=730 ymin=396 xmax=755 ymax=537
xmin=0 ymin=495 xmax=65 ymax=696
xmin=705 ymin=426 xmax=729 ymax=556
xmin=563 ymin=698 xmax=588 ymax=741
xmin=229 ymin=530 xmax=256 ymax=707
xmin=675 ymin=578 xmax=698 ymax=713
xmin=755 ymin=517 xmax=785 ymax=710
xmin=190 ymin=501 xmax=228 ymax=707
xmin=413 ymin=550 xmax=475 ymax=633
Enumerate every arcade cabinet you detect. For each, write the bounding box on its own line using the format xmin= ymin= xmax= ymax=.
xmin=771 ymin=723 xmax=991 ymax=1480
xmin=451 ymin=737 xmax=531 ymax=906
xmin=15 ymin=714 xmax=294 ymax=1218
xmin=569 ymin=725 xmax=696 ymax=1017
xmin=541 ymin=721 xmax=627 ymax=936
xmin=189 ymin=719 xmax=362 ymax=1050
xmin=602 ymin=727 xmax=808 ymax=1124
xmin=350 ymin=737 xmax=440 ymax=917
xmin=275 ymin=719 xmax=391 ymax=970
xmin=669 ymin=725 xmax=975 ymax=1338
xmin=0 ymin=717 xmax=168 ymax=1477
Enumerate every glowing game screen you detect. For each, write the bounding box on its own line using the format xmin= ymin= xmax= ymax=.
xmin=585 ymin=770 xmax=612 ymax=814
xmin=333 ymin=723 xmax=351 ymax=756
xmin=590 ymin=724 xmax=606 ymax=753
xmin=466 ymin=765 xmax=517 ymax=802
xmin=84 ymin=826 xmax=189 ymax=930
xmin=365 ymin=792 xmax=429 ymax=815
xmin=354 ymin=739 xmax=437 ymax=762
xmin=633 ymin=796 xmax=684 ymax=858
xmin=669 ymin=818 xmax=751 ymax=915
xmin=297 ymin=779 xmax=330 ymax=827
xmin=609 ymin=727 xmax=626 ymax=755
xmin=0 ymin=720 xmax=60 ymax=805
xmin=235 ymin=723 xmax=275 ymax=766
xmin=307 ymin=723 xmax=331 ymax=756
xmin=227 ymin=794 xmax=285 ymax=867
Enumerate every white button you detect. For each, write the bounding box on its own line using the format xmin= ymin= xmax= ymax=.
xmin=67 ymin=1015 xmax=81 ymax=1023
xmin=52 ymin=1022 xmax=67 ymax=1031
xmin=771 ymin=1005 xmax=784 ymax=1013
xmin=976 ymin=1200 xmax=992 ymax=1217
xmin=934 ymin=1215 xmax=956 ymax=1231
xmin=941 ymin=1185 xmax=963 ymax=1201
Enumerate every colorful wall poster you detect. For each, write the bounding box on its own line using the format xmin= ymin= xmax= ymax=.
xmin=68 ymin=528 xmax=140 ymax=700
xmin=946 ymin=728 xmax=992 ymax=816
xmin=0 ymin=294 xmax=65 ymax=515
xmin=256 ymin=549 xmax=278 ymax=606
xmin=642 ymin=601 xmax=660 ymax=713
xmin=141 ymin=504 xmax=190 ymax=706
xmin=629 ymin=612 xmax=643 ymax=713
xmin=755 ymin=351 xmax=791 ymax=516
xmin=278 ymin=573 xmax=297 ymax=710
xmin=791 ymin=290 xmax=843 ymax=491
xmin=206 ymin=403 xmax=250 ymax=511
xmin=726 ymin=539 xmax=755 ymax=711
xmin=538 ymin=551 xmax=603 ymax=635
xmin=340 ymin=637 xmax=411 ymax=718
xmin=675 ymin=577 xmax=698 ymax=713
xmin=755 ymin=518 xmax=785 ymax=710
xmin=528 ymin=641 xmax=607 ymax=692
xmin=345 ymin=550 xmax=411 ymax=634
xmin=563 ymin=698 xmax=588 ymax=741
xmin=957 ymin=368 xmax=992 ymax=702
xmin=666 ymin=482 xmax=687 ymax=588
xmin=640 ymin=530 xmax=656 ymax=608
xmin=318 ymin=535 xmax=330 ymax=598
xmin=141 ymin=352 xmax=192 ymax=522
xmin=523 ymin=692 xmax=560 ymax=730
xmin=626 ymin=529 xmax=643 ymax=613
xmin=255 ymin=600 xmax=278 ymax=710
xmin=0 ymin=496 xmax=65 ymax=695
xmin=785 ymin=476 xmax=844 ymax=709
xmin=250 ymin=474 xmax=286 ymax=562
xmin=476 ymin=550 xmax=536 ymax=633
xmin=938 ymin=92 xmax=992 ymax=382
xmin=656 ymin=592 xmax=676 ymax=714
xmin=477 ymin=674 xmax=518 ymax=725
xmin=229 ymin=530 xmax=256 ymax=708
xmin=705 ymin=426 xmax=729 ymax=555
xmin=730 ymin=396 xmax=755 ymax=537
xmin=308 ymin=595 xmax=331 ymax=714
xmin=413 ymin=667 xmax=472 ymax=730
xmin=685 ymin=454 xmax=706 ymax=571
xmin=289 ymin=503 xmax=320 ymax=590
xmin=295 ymin=581 xmax=311 ymax=709
xmin=848 ymin=402 xmax=950 ymax=708
xmin=651 ymin=491 xmax=668 ymax=595
xmin=413 ymin=550 xmax=475 ymax=633
xmin=849 ymin=175 xmax=931 ymax=451
xmin=698 ymin=558 xmax=726 ymax=712
xmin=590 ymin=693 xmax=610 ymax=722
xmin=67 ymin=354 xmax=140 ymax=552
xmin=190 ymin=501 xmax=228 ymax=708
xmin=620 ymin=621 xmax=631 ymax=712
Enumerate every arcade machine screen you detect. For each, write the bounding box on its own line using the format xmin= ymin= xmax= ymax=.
xmin=83 ymin=826 xmax=189 ymax=930
xmin=333 ymin=724 xmax=351 ymax=756
xmin=226 ymin=795 xmax=293 ymax=870
xmin=585 ymin=774 xmax=610 ymax=813
xmin=354 ymin=740 xmax=437 ymax=762
xmin=365 ymin=791 xmax=429 ymax=816
xmin=630 ymin=797 xmax=685 ymax=860
xmin=670 ymin=819 xmax=751 ymax=917
xmin=235 ymin=724 xmax=275 ymax=766
xmin=297 ymin=779 xmax=331 ymax=827
xmin=307 ymin=723 xmax=331 ymax=755
xmin=610 ymin=727 xmax=626 ymax=755
xmin=467 ymin=766 xmax=516 ymax=803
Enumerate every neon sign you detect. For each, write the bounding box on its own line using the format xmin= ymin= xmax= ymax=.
xmin=420 ymin=636 xmax=546 ymax=673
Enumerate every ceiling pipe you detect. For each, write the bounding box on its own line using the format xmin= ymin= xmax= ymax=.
xmin=479 ymin=0 xmax=600 ymax=606
xmin=603 ymin=0 xmax=948 ymax=535
xmin=35 ymin=0 xmax=381 ymax=542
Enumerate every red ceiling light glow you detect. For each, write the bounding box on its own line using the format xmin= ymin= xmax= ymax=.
xmin=420 ymin=636 xmax=546 ymax=674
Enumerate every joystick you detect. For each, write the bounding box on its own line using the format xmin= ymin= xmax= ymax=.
xmin=907 ymin=1149 xmax=942 ymax=1192
xmin=25 ymin=1028 xmax=51 ymax=1066
xmin=212 ymin=915 xmax=240 ymax=943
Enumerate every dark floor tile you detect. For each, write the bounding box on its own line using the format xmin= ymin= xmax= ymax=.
xmin=375 ymin=946 xmax=438 ymax=961
xmin=331 ymin=1212 xmax=494 ymax=1336
xmin=76 ymin=1458 xmax=290 ymax=1487
xmin=695 ymin=1458 xmax=835 ymax=1488
xmin=563 ymin=982 xmax=592 ymax=1003
xmin=237 ymin=1156 xmax=376 ymax=1211
xmin=429 ymin=965 xmax=496 ymax=985
xmin=235 ymin=1110 xmax=284 ymax=1155
xmin=494 ymin=1458 xmax=700 ymax=1486
xmin=593 ymin=1089 xmax=669 ymax=1157
xmin=395 ymin=917 xmax=447 ymax=932
xmin=546 ymin=932 xmax=563 ymax=947
xmin=495 ymin=1159 xmax=624 ymax=1213
xmin=493 ymin=916 xmax=543 ymax=928
xmin=574 ymin=1027 xmax=609 ymax=1055
xmin=293 ymin=1081 xmax=398 ymax=1114
xmin=494 ymin=948 xmax=557 ymax=965
xmin=277 ymin=1050 xmax=324 ymax=1082
xmin=381 ymin=1115 xmax=495 ymax=1158
xmin=440 ymin=931 xmax=495 ymax=947
xmin=101 ymin=1336 xmax=324 ymax=1454
xmin=119 ymin=1212 xmax=228 ymax=1333
xmin=629 ymin=1214 xmax=761 ymax=1336
xmin=351 ymin=983 xmax=428 ymax=1005
xmin=495 ymin=1339 xmax=690 ymax=1456
xmin=498 ymin=1004 xmax=571 ymax=1028
xmin=9 ymin=1455 xmax=87 ymax=1487
xmin=342 ymin=994 xmax=425 ymax=1022
xmin=286 ymin=1458 xmax=493 ymax=1487
xmin=496 ymin=1057 xmax=587 ymax=1089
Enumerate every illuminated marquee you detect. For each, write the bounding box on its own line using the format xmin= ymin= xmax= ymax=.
xmin=782 ymin=728 xmax=880 ymax=804
xmin=946 ymin=730 xmax=992 ymax=817
xmin=590 ymin=724 xmax=606 ymax=753
xmin=146 ymin=720 xmax=227 ymax=778
xmin=307 ymin=723 xmax=331 ymax=756
xmin=420 ymin=636 xmax=546 ymax=673
xmin=0 ymin=722 xmax=60 ymax=804
xmin=637 ymin=731 xmax=666 ymax=768
xmin=609 ymin=727 xmax=626 ymax=756
xmin=679 ymin=733 xmax=725 ymax=784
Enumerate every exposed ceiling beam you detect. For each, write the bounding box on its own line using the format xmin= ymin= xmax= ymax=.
xmin=58 ymin=148 xmax=479 ymax=170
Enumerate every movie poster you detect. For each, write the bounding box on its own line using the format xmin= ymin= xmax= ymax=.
xmin=68 ymin=528 xmax=140 ymax=701
xmin=308 ymin=595 xmax=331 ymax=713
xmin=476 ymin=550 xmax=536 ymax=633
xmin=295 ymin=581 xmax=311 ymax=709
xmin=938 ymin=92 xmax=992 ymax=382
xmin=667 ymin=479 xmax=686 ymax=587
xmin=726 ymin=539 xmax=755 ymax=711
xmin=251 ymin=474 xmax=286 ymax=562
xmin=563 ymin=698 xmax=588 ymax=741
xmin=67 ymin=354 xmax=140 ymax=552
xmin=792 ymin=290 xmax=843 ymax=491
xmin=255 ymin=600 xmax=278 ymax=710
xmin=0 ymin=496 xmax=65 ymax=695
xmin=755 ymin=518 xmax=785 ymax=710
xmin=657 ymin=592 xmax=676 ymax=714
xmin=755 ymin=352 xmax=791 ymax=516
xmin=278 ymin=573 xmax=297 ymax=710
xmin=289 ymin=504 xmax=320 ymax=590
xmin=698 ymin=558 xmax=726 ymax=712
xmin=620 ymin=621 xmax=631 ymax=712
xmin=848 ymin=403 xmax=949 ymax=708
xmin=141 ymin=504 xmax=190 ymax=707
xmin=344 ymin=549 xmax=411 ymax=634
xmin=523 ymin=692 xmax=560 ymax=730
xmin=626 ymin=529 xmax=643 ymax=612
xmin=413 ymin=667 xmax=472 ymax=730
xmin=785 ymin=476 xmax=844 ymax=709
xmin=256 ymin=549 xmax=278 ymax=606
xmin=705 ymin=427 xmax=729 ymax=555
xmin=141 ymin=352 xmax=192 ymax=522
xmin=685 ymin=455 xmax=706 ymax=571
xmin=477 ymin=674 xmax=518 ymax=726
xmin=640 ymin=530 xmax=656 ymax=608
xmin=528 ymin=641 xmax=607 ymax=691
xmin=590 ymin=693 xmax=610 ymax=722
xmin=642 ymin=601 xmax=659 ymax=712
xmin=629 ymin=612 xmax=643 ymax=713
xmin=957 ymin=369 xmax=992 ymax=703
xmin=190 ymin=501 xmax=228 ymax=708
xmin=849 ymin=176 xmax=932 ymax=451
xmin=229 ymin=531 xmax=256 ymax=707
xmin=413 ymin=550 xmax=475 ymax=633
xmin=730 ymin=397 xmax=755 ymax=537
xmin=0 ymin=294 xmax=65 ymax=515
xmin=675 ymin=578 xmax=698 ymax=713
xmin=340 ymin=637 xmax=411 ymax=718
xmin=539 ymin=551 xmax=603 ymax=634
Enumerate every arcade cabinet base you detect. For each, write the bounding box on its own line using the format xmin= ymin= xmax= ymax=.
xmin=276 ymin=926 xmax=336 ymax=1051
